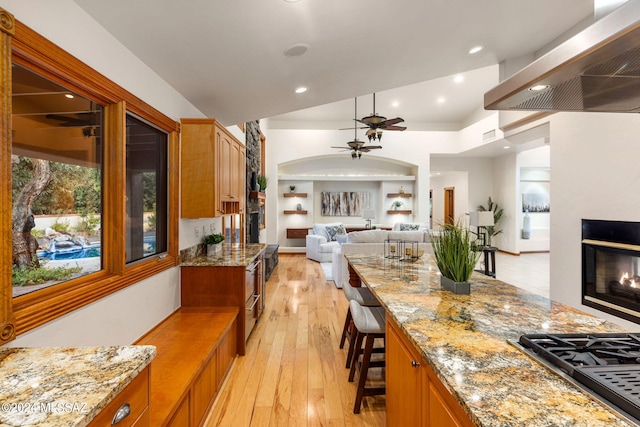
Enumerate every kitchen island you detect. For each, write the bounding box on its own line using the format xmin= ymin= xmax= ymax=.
xmin=346 ymin=253 xmax=635 ymax=426
xmin=0 ymin=346 xmax=155 ymax=426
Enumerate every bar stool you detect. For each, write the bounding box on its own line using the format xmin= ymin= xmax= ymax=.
xmin=340 ymin=281 xmax=380 ymax=369
xmin=347 ymin=299 xmax=386 ymax=414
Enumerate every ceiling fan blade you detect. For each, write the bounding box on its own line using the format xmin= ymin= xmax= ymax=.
xmin=380 ymin=125 xmax=407 ymax=131
xmin=339 ymin=126 xmax=368 ymax=130
xmin=379 ymin=117 xmax=404 ymax=127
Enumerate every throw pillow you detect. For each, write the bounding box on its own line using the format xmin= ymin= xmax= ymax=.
xmin=313 ymin=222 xmax=342 ymax=241
xmin=400 ymin=223 xmax=420 ymax=231
xmin=325 ymin=224 xmax=347 ymax=241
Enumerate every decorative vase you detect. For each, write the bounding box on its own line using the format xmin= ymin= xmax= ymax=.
xmin=441 ymin=275 xmax=470 ymax=295
xmin=207 ymin=243 xmax=222 ymax=257
xmin=522 ymin=211 xmax=531 ymax=239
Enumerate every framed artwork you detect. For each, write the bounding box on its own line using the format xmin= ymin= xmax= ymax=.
xmin=321 ymin=192 xmax=370 ymax=216
xmin=522 ymin=192 xmax=550 ymax=213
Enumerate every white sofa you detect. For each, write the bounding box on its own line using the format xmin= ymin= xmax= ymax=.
xmin=305 ymin=222 xmax=347 ymax=263
xmin=331 ymin=228 xmax=433 ymax=288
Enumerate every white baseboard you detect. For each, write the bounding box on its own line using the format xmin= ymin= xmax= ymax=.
xmin=278 ymin=247 xmax=306 ymax=254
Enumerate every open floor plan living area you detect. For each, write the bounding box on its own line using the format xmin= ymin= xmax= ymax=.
xmin=4 ymin=1 xmax=640 ymax=426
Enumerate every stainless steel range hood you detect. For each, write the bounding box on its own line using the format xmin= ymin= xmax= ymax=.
xmin=485 ymin=1 xmax=640 ymax=113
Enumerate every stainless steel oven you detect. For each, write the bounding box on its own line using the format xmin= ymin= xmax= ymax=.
xmin=245 ymin=259 xmax=261 ymax=341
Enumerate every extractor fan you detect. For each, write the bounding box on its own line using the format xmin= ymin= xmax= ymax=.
xmin=332 ymin=98 xmax=382 ymax=159
xmin=341 ymin=93 xmax=406 ymax=142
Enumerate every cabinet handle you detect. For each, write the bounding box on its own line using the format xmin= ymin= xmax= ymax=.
xmin=411 ymin=360 xmax=421 ymax=368
xmin=111 ymin=403 xmax=131 ymax=425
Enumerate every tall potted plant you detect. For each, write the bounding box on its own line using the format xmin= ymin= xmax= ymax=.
xmin=429 ymin=222 xmax=481 ymax=294
xmin=477 ymin=197 xmax=504 ymax=247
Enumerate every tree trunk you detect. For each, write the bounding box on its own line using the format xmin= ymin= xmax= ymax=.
xmin=12 ymin=158 xmax=52 ymax=268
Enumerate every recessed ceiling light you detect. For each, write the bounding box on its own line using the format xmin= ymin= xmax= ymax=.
xmin=284 ymin=43 xmax=309 ymax=57
xmin=295 ymin=86 xmax=308 ymax=94
xmin=529 ymin=84 xmax=550 ymax=92
xmin=283 ymin=0 xmax=301 ymax=2
xmin=454 ymin=75 xmax=464 ymax=83
xmin=64 ymin=93 xmax=74 ymax=99
xmin=468 ymin=45 xmax=484 ymax=54
xmin=503 ymin=146 xmax=510 ymax=149
xmin=391 ymin=101 xmax=399 ymax=108
xmin=437 ymin=96 xmax=446 ymax=104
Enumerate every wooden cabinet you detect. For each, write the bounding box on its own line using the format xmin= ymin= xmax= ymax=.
xmin=88 ymin=366 xmax=150 ymax=427
xmin=181 ymin=118 xmax=245 ymax=218
xmin=192 ymin=352 xmax=217 ymax=425
xmin=181 ymin=251 xmax=265 ymax=356
xmin=135 ymin=309 xmax=238 ymax=427
xmin=387 ymin=319 xmax=425 ymax=426
xmin=386 ymin=319 xmax=474 ymax=427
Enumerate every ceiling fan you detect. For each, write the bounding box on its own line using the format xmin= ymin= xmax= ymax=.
xmin=332 ymin=98 xmax=382 ymax=159
xmin=45 ymin=111 xmax=100 ymax=138
xmin=341 ymin=93 xmax=406 ymax=142
xmin=45 ymin=112 xmax=98 ymax=127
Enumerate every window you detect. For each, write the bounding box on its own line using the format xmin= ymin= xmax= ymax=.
xmin=11 ymin=65 xmax=104 ymax=297
xmin=1 ymin=16 xmax=180 ymax=342
xmin=125 ymin=114 xmax=168 ymax=263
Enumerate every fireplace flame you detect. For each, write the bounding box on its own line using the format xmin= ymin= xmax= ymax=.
xmin=619 ymin=272 xmax=639 ymax=288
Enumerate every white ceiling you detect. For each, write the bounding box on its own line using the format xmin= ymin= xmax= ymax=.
xmin=74 ymin=0 xmax=594 ymax=128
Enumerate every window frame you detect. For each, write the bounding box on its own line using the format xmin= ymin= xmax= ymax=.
xmin=1 ymin=14 xmax=179 ymax=342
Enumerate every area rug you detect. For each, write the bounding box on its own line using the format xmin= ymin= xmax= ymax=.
xmin=320 ymin=262 xmax=334 ymax=282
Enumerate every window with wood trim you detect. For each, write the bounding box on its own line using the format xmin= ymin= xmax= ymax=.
xmin=1 ymin=14 xmax=180 ymax=343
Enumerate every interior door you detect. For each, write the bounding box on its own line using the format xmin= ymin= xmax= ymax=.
xmin=444 ymin=187 xmax=454 ymax=225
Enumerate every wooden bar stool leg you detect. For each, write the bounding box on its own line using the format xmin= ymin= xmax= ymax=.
xmin=340 ymin=307 xmax=352 ymax=349
xmin=354 ymin=333 xmax=376 ymax=414
xmin=348 ymin=331 xmax=364 ymax=378
xmin=346 ymin=326 xmax=360 ymax=370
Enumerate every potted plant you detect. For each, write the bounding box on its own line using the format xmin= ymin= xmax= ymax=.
xmin=429 ymin=222 xmax=481 ymax=294
xmin=289 ymin=185 xmax=296 ymax=193
xmin=203 ymin=233 xmax=225 ymax=256
xmin=257 ymin=175 xmax=268 ymax=192
xmin=391 ymin=200 xmax=404 ymax=210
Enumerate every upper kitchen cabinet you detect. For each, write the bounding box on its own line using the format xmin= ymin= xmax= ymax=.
xmin=181 ymin=119 xmax=246 ymax=218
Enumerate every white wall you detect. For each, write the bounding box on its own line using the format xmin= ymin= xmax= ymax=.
xmin=550 ymin=112 xmax=640 ymax=330
xmin=492 ymin=153 xmax=518 ymax=253
xmin=3 ymin=0 xmax=208 ymax=346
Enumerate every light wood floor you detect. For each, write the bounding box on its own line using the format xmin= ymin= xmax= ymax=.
xmin=206 ymin=254 xmax=386 ymax=427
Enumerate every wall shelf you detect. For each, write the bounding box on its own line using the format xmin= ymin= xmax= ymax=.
xmin=387 ymin=193 xmax=412 ymax=198
xmin=249 ymin=191 xmax=266 ymax=200
xmin=387 ymin=210 xmax=412 ymax=215
xmin=283 ymin=193 xmax=307 ymax=198
xmin=287 ymin=228 xmax=310 ymax=239
xmin=284 ymin=210 xmax=308 ymax=215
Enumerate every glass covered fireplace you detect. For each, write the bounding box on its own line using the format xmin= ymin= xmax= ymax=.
xmin=583 ymin=219 xmax=640 ymax=324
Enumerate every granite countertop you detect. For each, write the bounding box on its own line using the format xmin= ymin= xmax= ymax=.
xmin=0 ymin=346 xmax=155 ymax=427
xmin=180 ymin=243 xmax=266 ymax=267
xmin=346 ymin=253 xmax=636 ymax=427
